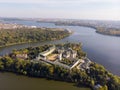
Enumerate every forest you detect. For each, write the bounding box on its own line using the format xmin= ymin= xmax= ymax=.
xmin=0 ymin=28 xmax=70 ymax=47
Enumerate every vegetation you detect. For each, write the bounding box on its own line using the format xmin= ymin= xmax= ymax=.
xmin=60 ymin=58 xmax=73 ymax=66
xmin=0 ymin=28 xmax=70 ymax=47
xmin=0 ymin=43 xmax=120 ymax=90
xmin=96 ymin=27 xmax=120 ymax=36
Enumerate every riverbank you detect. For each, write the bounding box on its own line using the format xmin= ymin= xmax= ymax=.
xmin=0 ymin=41 xmax=36 ymax=48
xmin=96 ymin=29 xmax=120 ymax=37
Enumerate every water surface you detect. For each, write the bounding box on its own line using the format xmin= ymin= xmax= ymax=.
xmin=0 ymin=72 xmax=90 ymax=90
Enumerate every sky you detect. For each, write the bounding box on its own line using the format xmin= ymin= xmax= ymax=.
xmin=0 ymin=0 xmax=120 ymax=20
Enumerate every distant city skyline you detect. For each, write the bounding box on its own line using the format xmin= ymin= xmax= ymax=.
xmin=0 ymin=0 xmax=120 ymax=20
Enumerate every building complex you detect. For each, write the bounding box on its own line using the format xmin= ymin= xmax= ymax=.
xmin=36 ymin=45 xmax=91 ymax=70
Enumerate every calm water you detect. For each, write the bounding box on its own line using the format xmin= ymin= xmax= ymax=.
xmin=0 ymin=72 xmax=90 ymax=90
xmin=0 ymin=20 xmax=120 ymax=90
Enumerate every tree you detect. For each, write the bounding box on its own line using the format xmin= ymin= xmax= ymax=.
xmin=0 ymin=58 xmax=4 ymax=70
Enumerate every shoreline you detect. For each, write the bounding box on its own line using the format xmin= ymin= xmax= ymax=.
xmin=96 ymin=30 xmax=120 ymax=37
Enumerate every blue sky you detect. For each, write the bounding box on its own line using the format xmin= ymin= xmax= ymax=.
xmin=0 ymin=0 xmax=120 ymax=20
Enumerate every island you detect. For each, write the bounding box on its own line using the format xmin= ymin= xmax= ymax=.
xmin=0 ymin=43 xmax=120 ymax=90
xmin=0 ymin=23 xmax=71 ymax=47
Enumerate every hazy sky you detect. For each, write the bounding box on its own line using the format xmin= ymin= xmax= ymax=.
xmin=0 ymin=0 xmax=120 ymax=20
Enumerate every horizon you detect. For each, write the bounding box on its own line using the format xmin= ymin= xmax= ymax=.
xmin=1 ymin=17 xmax=120 ymax=22
xmin=0 ymin=0 xmax=120 ymax=21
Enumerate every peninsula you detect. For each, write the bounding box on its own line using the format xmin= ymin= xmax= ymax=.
xmin=0 ymin=43 xmax=120 ymax=90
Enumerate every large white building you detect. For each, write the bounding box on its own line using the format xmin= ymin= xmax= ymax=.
xmin=37 ymin=45 xmax=56 ymax=60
